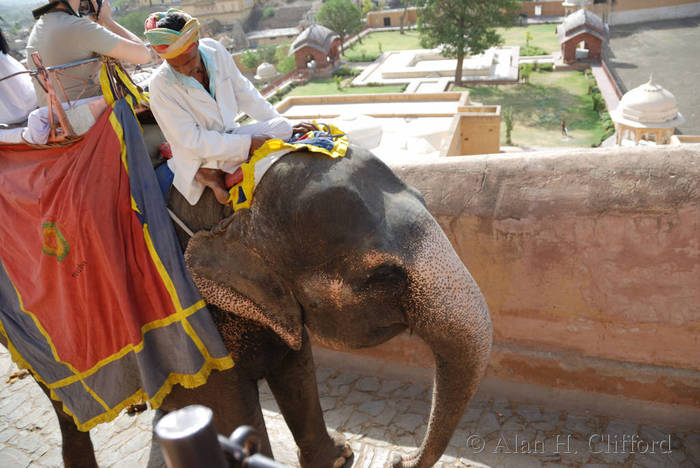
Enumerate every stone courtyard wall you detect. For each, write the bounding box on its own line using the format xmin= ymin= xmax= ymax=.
xmin=325 ymin=145 xmax=700 ymax=410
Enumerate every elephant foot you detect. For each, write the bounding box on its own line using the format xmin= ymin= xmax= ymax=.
xmin=390 ymin=453 xmax=421 ymax=468
xmin=298 ymin=430 xmax=352 ymax=468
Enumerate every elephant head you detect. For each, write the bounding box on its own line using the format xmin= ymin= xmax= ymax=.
xmin=184 ymin=146 xmax=492 ymax=467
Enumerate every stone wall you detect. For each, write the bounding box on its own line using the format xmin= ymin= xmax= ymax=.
xmin=585 ymin=0 xmax=700 ymax=24
xmin=442 ymin=108 xmax=501 ymax=156
xmin=322 ymin=145 xmax=700 ymax=410
xmin=521 ymin=1 xmax=565 ymax=18
xmin=365 ymin=7 xmax=419 ymax=28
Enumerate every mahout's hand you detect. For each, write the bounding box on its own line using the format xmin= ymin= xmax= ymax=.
xmin=248 ymin=134 xmax=271 ymax=158
xmin=292 ymin=122 xmax=318 ymax=134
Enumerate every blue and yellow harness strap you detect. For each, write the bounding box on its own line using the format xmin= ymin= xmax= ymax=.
xmin=229 ymin=122 xmax=348 ymax=211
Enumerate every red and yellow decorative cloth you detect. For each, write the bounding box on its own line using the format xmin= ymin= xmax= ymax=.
xmin=0 ymin=76 xmax=232 ymax=431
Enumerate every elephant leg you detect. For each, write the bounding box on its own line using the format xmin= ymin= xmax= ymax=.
xmin=159 ymin=365 xmax=273 ymax=457
xmin=37 ymin=381 xmax=98 ymax=468
xmin=265 ymin=329 xmax=351 ymax=468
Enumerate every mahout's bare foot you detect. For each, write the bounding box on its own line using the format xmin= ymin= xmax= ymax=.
xmin=195 ymin=167 xmax=230 ymax=205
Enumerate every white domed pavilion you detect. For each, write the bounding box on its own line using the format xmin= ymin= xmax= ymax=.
xmin=254 ymin=62 xmax=278 ymax=82
xmin=610 ymin=76 xmax=684 ymax=145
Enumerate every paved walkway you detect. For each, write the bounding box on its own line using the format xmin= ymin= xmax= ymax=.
xmin=590 ymin=63 xmax=620 ymax=112
xmin=0 ymin=347 xmax=698 ymax=467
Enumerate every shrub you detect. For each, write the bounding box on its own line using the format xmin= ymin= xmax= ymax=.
xmin=519 ymin=64 xmax=533 ymax=83
xmin=592 ymin=92 xmax=605 ymax=113
xmin=262 ymin=6 xmax=275 ymax=20
xmin=594 ymin=112 xmax=616 ymax=147
xmin=503 ymin=107 xmax=514 ymax=145
xmin=520 ymin=46 xmax=549 ymax=56
xmin=539 ymin=63 xmax=554 ymax=72
xmin=333 ymin=65 xmax=360 ymax=77
xmin=334 ymin=75 xmax=343 ymax=91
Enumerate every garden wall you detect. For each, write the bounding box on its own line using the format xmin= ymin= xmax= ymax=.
xmin=442 ymin=107 xmax=501 ymax=156
xmin=317 ymin=144 xmax=700 ymax=416
xmin=365 ymin=7 xmax=419 ymax=28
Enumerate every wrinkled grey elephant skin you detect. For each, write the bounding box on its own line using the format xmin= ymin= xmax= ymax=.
xmin=7 ymin=145 xmax=492 ymax=468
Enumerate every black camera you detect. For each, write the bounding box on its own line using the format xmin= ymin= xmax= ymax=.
xmin=78 ymin=0 xmax=103 ymax=17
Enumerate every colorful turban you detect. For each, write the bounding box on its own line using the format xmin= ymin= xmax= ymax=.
xmin=144 ymin=9 xmax=200 ymax=59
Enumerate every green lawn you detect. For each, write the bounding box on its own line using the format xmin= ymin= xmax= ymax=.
xmin=342 ymin=30 xmax=423 ymax=62
xmin=288 ymin=78 xmax=406 ymax=96
xmin=341 ymin=26 xmax=558 ymax=63
xmin=455 ymin=71 xmax=608 ymax=147
xmin=496 ymin=24 xmax=560 ymax=54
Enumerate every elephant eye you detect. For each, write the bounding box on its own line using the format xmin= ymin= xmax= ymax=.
xmin=365 ymin=264 xmax=407 ymax=290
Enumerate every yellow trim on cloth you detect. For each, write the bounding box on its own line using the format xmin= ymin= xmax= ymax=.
xmin=0 ymin=68 xmax=234 ymax=432
xmin=229 ymin=122 xmax=348 ymax=211
xmin=100 ymin=63 xmax=150 ymax=112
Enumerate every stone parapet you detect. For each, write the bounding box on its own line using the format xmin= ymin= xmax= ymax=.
xmin=318 ymin=144 xmax=700 ymax=412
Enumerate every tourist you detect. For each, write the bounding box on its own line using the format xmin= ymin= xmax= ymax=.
xmin=0 ymin=28 xmax=37 ymax=126
xmin=26 ymin=0 xmax=151 ymax=107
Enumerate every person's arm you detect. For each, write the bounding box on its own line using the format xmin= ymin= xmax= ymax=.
xmin=91 ymin=0 xmax=151 ymax=64
xmin=150 ymin=79 xmax=253 ymax=164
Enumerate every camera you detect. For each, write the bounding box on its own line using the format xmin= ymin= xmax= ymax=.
xmin=78 ymin=0 xmax=103 ymax=17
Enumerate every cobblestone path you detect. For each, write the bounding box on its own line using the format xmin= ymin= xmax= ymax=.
xmin=1 ymin=348 xmax=697 ymax=467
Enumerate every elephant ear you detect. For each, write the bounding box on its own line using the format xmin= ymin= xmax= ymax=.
xmin=184 ymin=231 xmax=303 ymax=351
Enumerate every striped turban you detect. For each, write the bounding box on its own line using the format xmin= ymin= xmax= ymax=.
xmin=144 ymin=9 xmax=200 ymax=59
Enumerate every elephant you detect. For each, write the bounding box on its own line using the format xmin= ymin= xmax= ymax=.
xmin=1 ymin=145 xmax=492 ymax=468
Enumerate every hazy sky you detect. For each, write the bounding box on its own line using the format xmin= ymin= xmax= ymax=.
xmin=0 ymin=0 xmax=41 ymax=5
xmin=0 ymin=0 xmax=43 ymax=8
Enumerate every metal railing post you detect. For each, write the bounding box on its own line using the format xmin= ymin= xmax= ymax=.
xmin=156 ymin=405 xmax=228 ymax=468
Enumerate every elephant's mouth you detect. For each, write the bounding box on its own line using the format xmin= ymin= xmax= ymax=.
xmin=308 ymin=322 xmax=406 ymax=351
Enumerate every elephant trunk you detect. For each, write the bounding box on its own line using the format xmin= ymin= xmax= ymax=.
xmin=398 ymin=223 xmax=492 ymax=468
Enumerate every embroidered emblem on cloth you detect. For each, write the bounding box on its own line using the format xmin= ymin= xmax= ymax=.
xmin=41 ymin=222 xmax=69 ymax=261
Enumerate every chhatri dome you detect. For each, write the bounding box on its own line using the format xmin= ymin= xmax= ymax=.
xmin=255 ymin=62 xmax=278 ymax=82
xmin=610 ymin=75 xmax=684 ymax=145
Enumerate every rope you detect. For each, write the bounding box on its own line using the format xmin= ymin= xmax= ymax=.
xmin=167 ymin=208 xmax=194 ymax=238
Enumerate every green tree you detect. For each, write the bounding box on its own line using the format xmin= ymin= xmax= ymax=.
xmin=525 ymin=30 xmax=533 ymax=48
xmin=116 ymin=10 xmax=151 ymax=38
xmin=362 ymin=0 xmax=375 ymax=15
xmin=519 ymin=63 xmax=533 ymax=83
xmin=316 ymin=0 xmax=363 ymax=54
xmin=277 ymin=54 xmax=296 ymax=74
xmin=241 ymin=50 xmax=261 ymax=70
xmin=275 ymin=43 xmax=297 ymax=74
xmin=258 ymin=44 xmax=277 ymax=64
xmin=503 ymin=106 xmax=514 ymax=145
xmin=418 ymin=0 xmax=519 ymax=85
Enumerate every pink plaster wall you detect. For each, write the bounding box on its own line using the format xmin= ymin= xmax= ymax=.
xmin=325 ymin=145 xmax=700 ymax=407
